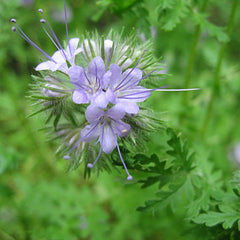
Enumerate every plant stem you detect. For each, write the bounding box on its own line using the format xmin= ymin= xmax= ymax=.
xmin=201 ymin=0 xmax=239 ymax=136
xmin=181 ymin=0 xmax=209 ymax=105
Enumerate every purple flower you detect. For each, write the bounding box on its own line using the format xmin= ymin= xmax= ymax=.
xmin=11 ymin=1 xmax=81 ymax=73
xmin=64 ymin=105 xmax=133 ymax=180
xmin=69 ymin=57 xmax=109 ymax=107
xmin=102 ymin=63 xmax=152 ymax=115
xmin=69 ymin=55 xmax=158 ymax=114
xmin=35 ymin=38 xmax=81 ymax=73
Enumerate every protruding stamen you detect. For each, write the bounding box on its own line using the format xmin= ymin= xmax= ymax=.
xmin=40 ymin=19 xmax=61 ymax=51
xmin=110 ymin=124 xmax=133 ymax=180
xmin=127 ymin=175 xmax=133 ymax=181
xmin=87 ymin=163 xmax=94 ymax=168
xmin=115 ymin=50 xmax=147 ymax=91
xmin=82 ymin=66 xmax=92 ymax=85
xmin=117 ymin=85 xmax=169 ymax=100
xmin=87 ymin=124 xmax=104 ymax=169
xmin=63 ymin=0 xmax=72 ymax=57
xmin=118 ymin=68 xmax=160 ymax=91
xmin=38 ymin=8 xmax=68 ymax=60
xmin=87 ymin=147 xmax=102 ymax=169
xmin=64 ymin=119 xmax=102 ymax=158
xmin=155 ymin=88 xmax=201 ymax=91
xmin=11 ymin=19 xmax=57 ymax=63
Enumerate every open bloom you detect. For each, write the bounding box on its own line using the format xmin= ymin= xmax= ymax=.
xmin=11 ymin=2 xmax=81 ymax=74
xmin=35 ymin=38 xmax=81 ymax=73
xmin=69 ymin=56 xmax=109 ymax=107
xmin=69 ymin=56 xmax=160 ymax=114
xmin=101 ymin=63 xmax=153 ymax=115
xmin=64 ymin=105 xmax=133 ymax=180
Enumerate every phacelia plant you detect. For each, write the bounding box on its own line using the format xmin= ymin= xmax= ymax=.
xmin=11 ymin=0 xmax=198 ymax=180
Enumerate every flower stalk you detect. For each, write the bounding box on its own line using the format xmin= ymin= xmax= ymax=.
xmin=181 ymin=0 xmax=209 ymax=106
xmin=201 ymin=0 xmax=239 ymax=136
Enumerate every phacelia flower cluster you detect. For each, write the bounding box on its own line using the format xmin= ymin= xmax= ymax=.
xmin=11 ymin=0 xmax=198 ymax=180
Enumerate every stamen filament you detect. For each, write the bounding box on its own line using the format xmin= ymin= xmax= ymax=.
xmin=87 ymin=123 xmax=105 ymax=168
xmin=117 ymin=68 xmax=159 ymax=91
xmin=117 ymin=85 xmax=169 ymax=99
xmin=154 ymin=88 xmax=201 ymax=91
xmin=11 ymin=19 xmax=57 ymax=63
xmin=64 ymin=119 xmax=102 ymax=158
xmin=87 ymin=147 xmax=102 ymax=168
xmin=82 ymin=66 xmax=92 ymax=85
xmin=115 ymin=51 xmax=147 ymax=91
xmin=41 ymin=22 xmax=61 ymax=51
xmin=110 ymin=124 xmax=132 ymax=180
xmin=38 ymin=9 xmax=68 ymax=60
xmin=63 ymin=0 xmax=72 ymax=57
xmin=94 ymin=62 xmax=101 ymax=91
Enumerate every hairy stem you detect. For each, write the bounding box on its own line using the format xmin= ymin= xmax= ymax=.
xmin=201 ymin=0 xmax=239 ymax=136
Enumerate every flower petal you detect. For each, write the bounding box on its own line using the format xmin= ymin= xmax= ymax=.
xmin=69 ymin=66 xmax=87 ymax=88
xmin=102 ymin=71 xmax=111 ymax=89
xmin=116 ymin=100 xmax=139 ymax=114
xmin=106 ymin=88 xmax=116 ymax=104
xmin=51 ymin=50 xmax=66 ymax=63
xmin=118 ymin=68 xmax=142 ymax=90
xmin=87 ymin=57 xmax=105 ymax=80
xmin=109 ymin=64 xmax=122 ymax=88
xmin=117 ymin=86 xmax=151 ymax=102
xmin=85 ymin=105 xmax=104 ymax=123
xmin=101 ymin=124 xmax=116 ymax=154
xmin=82 ymin=39 xmax=96 ymax=59
xmin=112 ymin=120 xmax=131 ymax=137
xmin=66 ymin=38 xmax=80 ymax=57
xmin=72 ymin=90 xmax=89 ymax=104
xmin=104 ymin=39 xmax=113 ymax=62
xmin=81 ymin=123 xmax=101 ymax=142
xmin=35 ymin=61 xmax=54 ymax=71
xmin=93 ymin=92 xmax=109 ymax=108
xmin=106 ymin=105 xmax=125 ymax=120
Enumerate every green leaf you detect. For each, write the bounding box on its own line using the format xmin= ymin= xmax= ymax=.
xmin=137 ymin=128 xmax=197 ymax=212
xmin=158 ymin=0 xmax=190 ymax=31
xmin=194 ymin=209 xmax=240 ymax=230
xmin=192 ymin=12 xmax=230 ymax=42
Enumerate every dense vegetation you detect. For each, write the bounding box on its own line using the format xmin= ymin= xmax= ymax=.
xmin=1 ymin=0 xmax=240 ymax=239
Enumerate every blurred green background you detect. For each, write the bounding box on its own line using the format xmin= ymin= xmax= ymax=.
xmin=1 ymin=0 xmax=240 ymax=239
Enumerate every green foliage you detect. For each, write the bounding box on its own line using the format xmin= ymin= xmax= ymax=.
xmin=157 ymin=0 xmax=191 ymax=31
xmin=1 ymin=0 xmax=240 ymax=239
xmin=192 ymin=12 xmax=230 ymax=42
xmin=136 ymin=128 xmax=198 ymax=212
xmin=194 ymin=171 xmax=240 ymax=231
xmin=0 ymin=146 xmax=21 ymax=175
